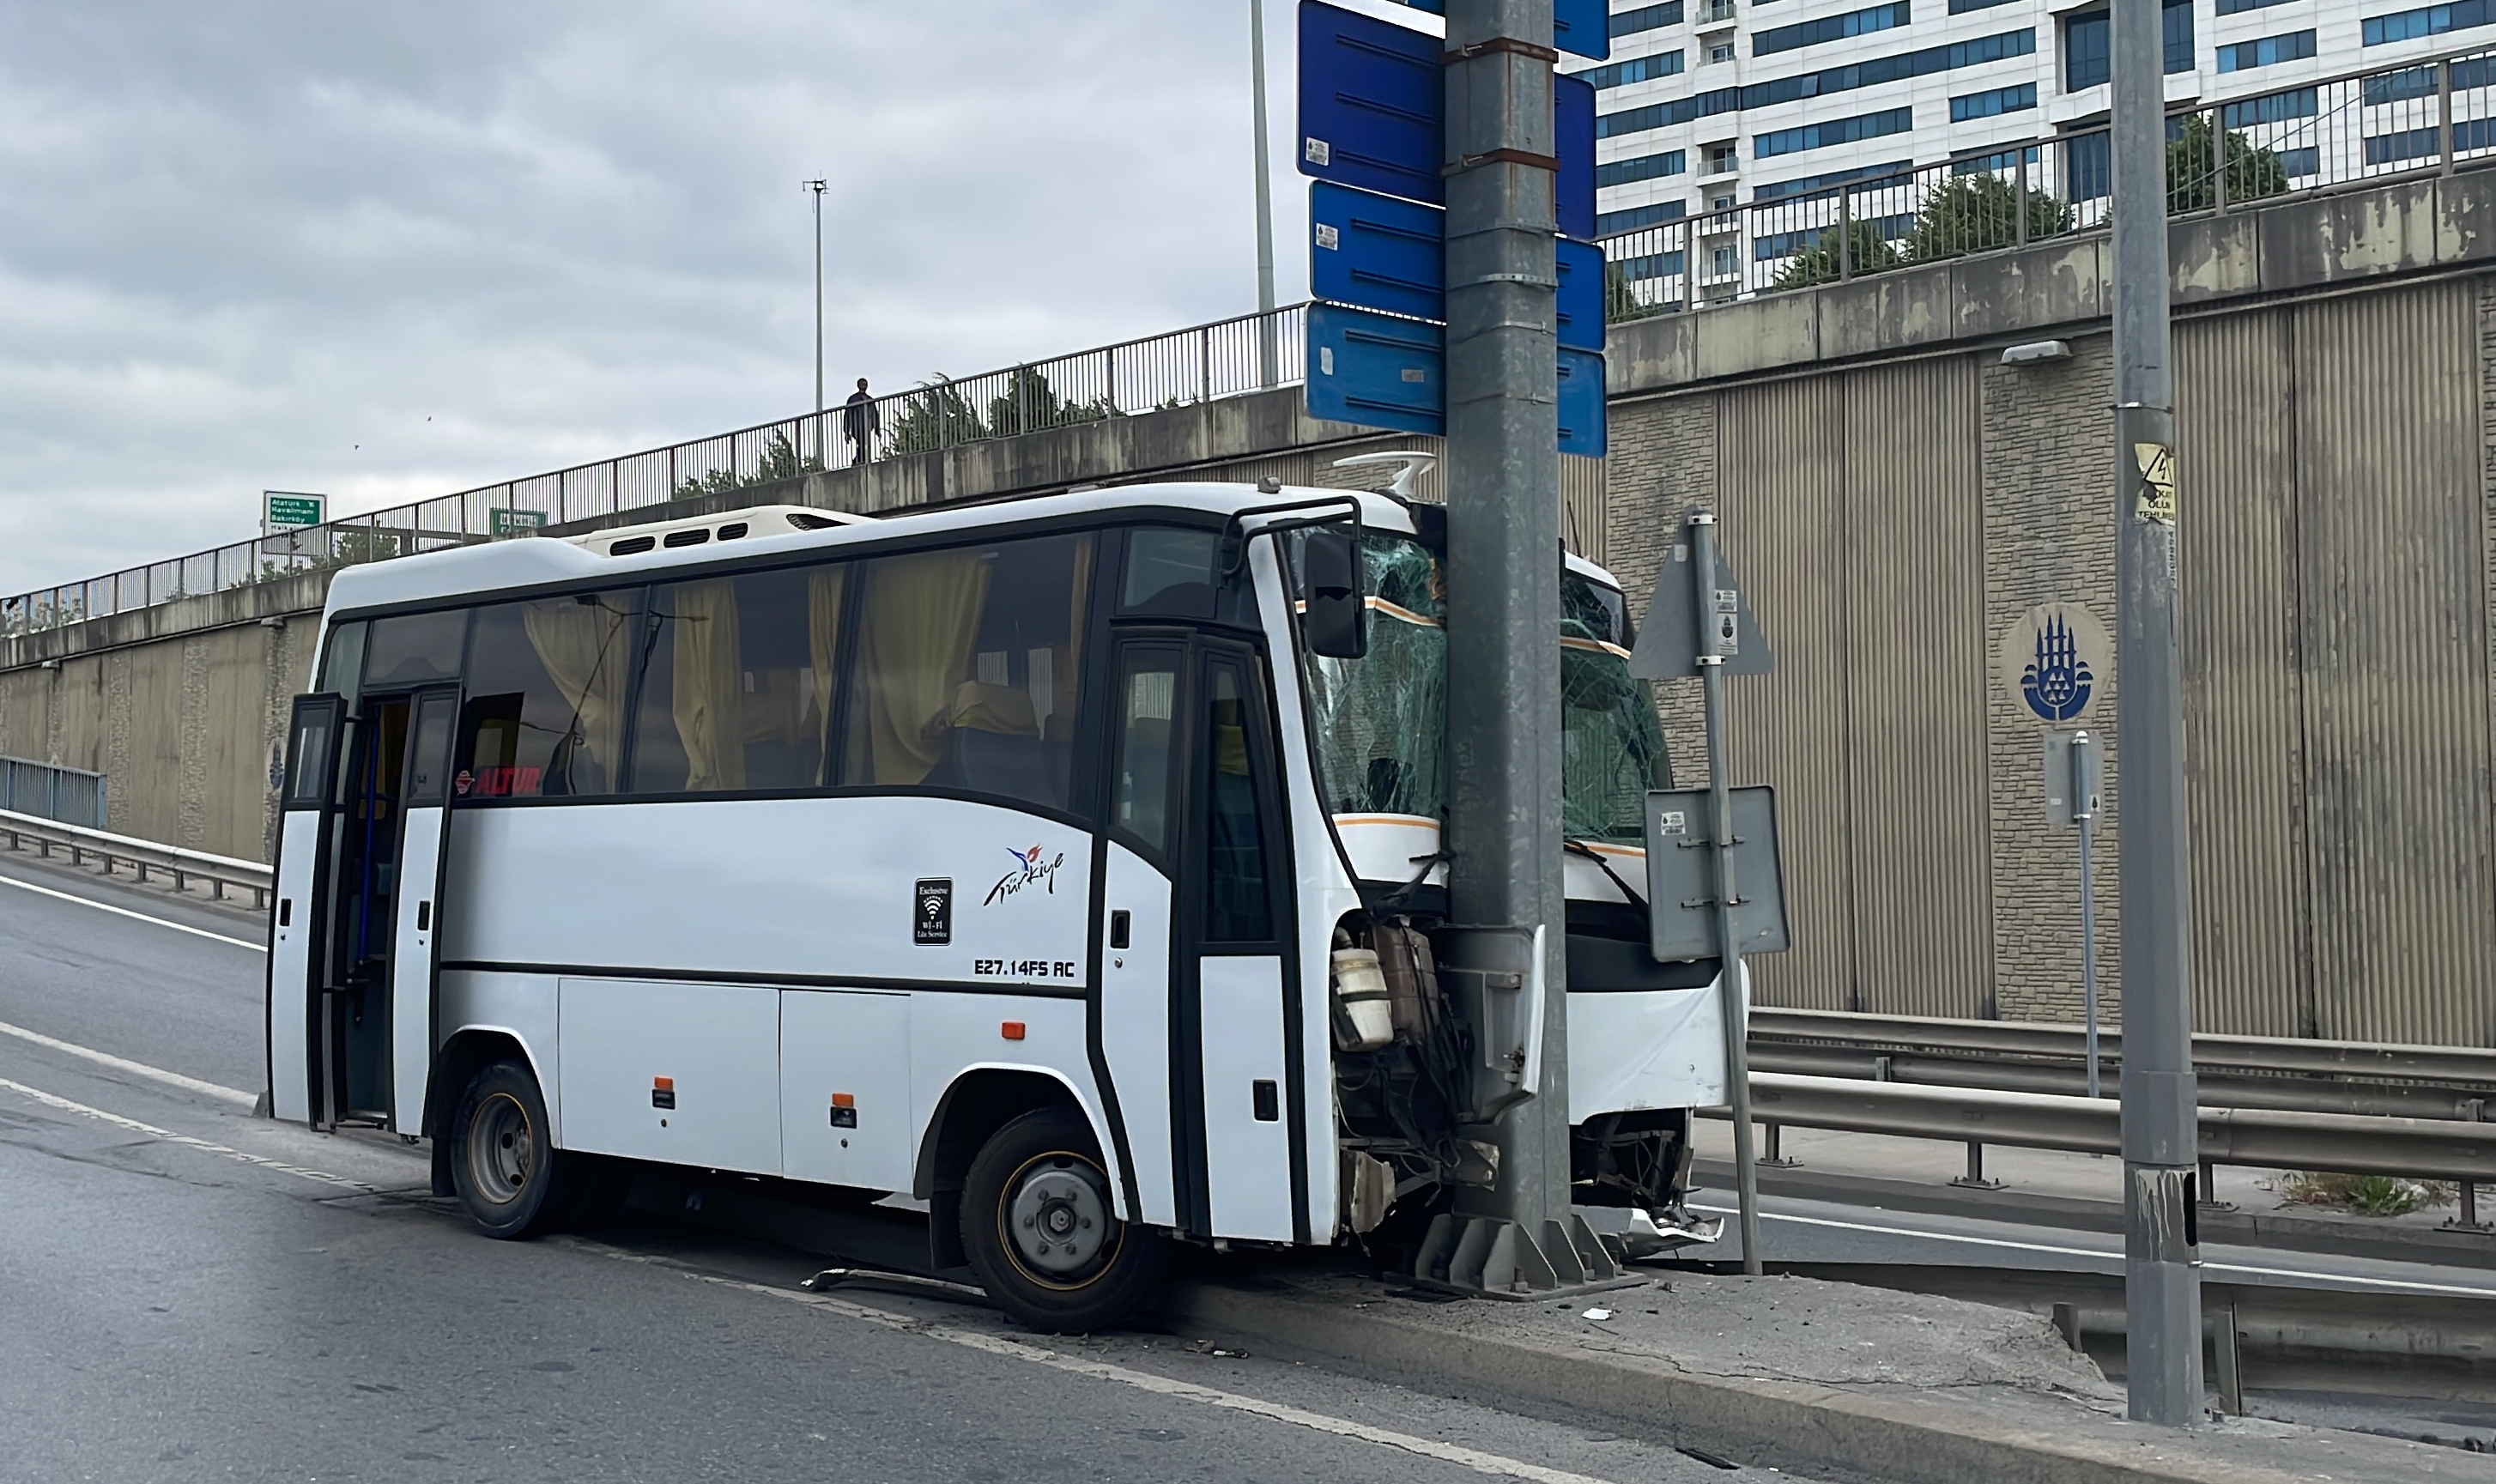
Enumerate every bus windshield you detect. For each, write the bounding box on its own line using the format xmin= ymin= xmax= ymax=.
xmin=1560 ymin=572 xmax=1671 ymax=843
xmin=1300 ymin=534 xmax=1449 ymax=822
xmin=1296 ymin=536 xmax=1670 ymax=844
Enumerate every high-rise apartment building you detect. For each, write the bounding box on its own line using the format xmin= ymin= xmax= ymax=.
xmin=1583 ymin=0 xmax=2486 ymax=272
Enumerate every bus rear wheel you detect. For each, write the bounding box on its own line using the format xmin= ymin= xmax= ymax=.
xmin=961 ymin=1108 xmax=1166 ymax=1334
xmin=448 ymin=1058 xmax=590 ymax=1239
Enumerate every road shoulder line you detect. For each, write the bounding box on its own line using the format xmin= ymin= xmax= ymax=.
xmin=0 ymin=869 xmax=264 ymax=951
xmin=0 ymin=1018 xmax=257 ymax=1107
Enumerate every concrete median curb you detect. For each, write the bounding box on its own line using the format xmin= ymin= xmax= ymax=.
xmin=1160 ymin=1275 xmax=2481 ymax=1484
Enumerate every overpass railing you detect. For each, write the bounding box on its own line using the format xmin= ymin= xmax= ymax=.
xmin=1598 ymin=40 xmax=2496 ymax=315
xmin=0 ymin=755 xmax=106 ymax=831
xmin=0 ymin=304 xmax=1307 ymax=639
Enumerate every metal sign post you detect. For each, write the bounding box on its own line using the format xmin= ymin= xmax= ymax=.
xmin=2044 ymin=729 xmax=2105 ymax=1098
xmin=1629 ymin=509 xmax=1775 ymax=1275
xmin=2111 ymin=0 xmax=2203 ymax=1426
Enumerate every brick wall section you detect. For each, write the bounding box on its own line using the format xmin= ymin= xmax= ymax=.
xmin=1603 ymin=391 xmax=1718 ymax=787
xmin=1978 ymin=340 xmax=2124 ymax=1025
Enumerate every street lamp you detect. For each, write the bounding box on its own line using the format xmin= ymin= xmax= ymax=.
xmin=1250 ymin=0 xmax=1278 ymax=386
xmin=804 ymin=179 xmax=828 ymax=418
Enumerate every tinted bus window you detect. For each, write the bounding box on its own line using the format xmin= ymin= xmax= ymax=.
xmin=318 ymin=621 xmax=367 ymax=695
xmin=845 ymin=533 xmax=1094 ymax=811
xmin=1122 ymin=528 xmax=1216 ymax=616
xmin=1202 ymin=661 xmax=1274 ymax=942
xmin=456 ymin=591 xmax=639 ymax=798
xmin=627 ymin=565 xmax=843 ymax=793
xmin=363 ymin=609 xmax=467 ymax=688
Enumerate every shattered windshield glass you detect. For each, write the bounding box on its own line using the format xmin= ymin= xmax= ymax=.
xmin=1295 ymin=536 xmax=1670 ymax=845
xmin=1300 ymin=534 xmax=1448 ymax=821
xmin=1561 ymin=571 xmax=1672 ymax=843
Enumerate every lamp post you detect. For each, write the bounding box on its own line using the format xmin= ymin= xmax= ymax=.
xmin=804 ymin=178 xmax=828 ymax=418
xmin=1250 ymin=0 xmax=1278 ymax=386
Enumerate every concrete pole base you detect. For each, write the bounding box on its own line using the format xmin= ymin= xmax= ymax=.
xmin=1411 ymin=1211 xmax=1638 ymax=1300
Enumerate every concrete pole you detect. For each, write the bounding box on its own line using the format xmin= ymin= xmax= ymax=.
xmin=1250 ymin=0 xmax=1280 ymax=387
xmin=2109 ymin=0 xmax=2203 ymax=1426
xmin=1443 ymin=0 xmax=1569 ymax=1247
xmin=806 ymin=179 xmax=828 ymax=419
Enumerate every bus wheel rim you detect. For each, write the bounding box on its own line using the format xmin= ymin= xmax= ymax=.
xmin=468 ymin=1092 xmax=532 ymax=1206
xmin=1003 ymin=1151 xmax=1115 ymax=1287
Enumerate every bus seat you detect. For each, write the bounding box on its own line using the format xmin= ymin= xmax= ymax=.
xmin=924 ymin=682 xmax=1059 ymax=807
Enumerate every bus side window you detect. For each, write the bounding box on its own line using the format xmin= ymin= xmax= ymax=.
xmin=845 ymin=533 xmax=1094 ymax=811
xmin=626 ymin=566 xmax=841 ymax=794
xmin=1200 ymin=660 xmax=1274 ymax=942
xmin=457 ymin=591 xmax=639 ymax=799
xmin=1112 ymin=649 xmax=1182 ymax=858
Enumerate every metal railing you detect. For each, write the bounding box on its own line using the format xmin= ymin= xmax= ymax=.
xmin=0 ymin=755 xmax=106 ymax=830
xmin=0 ymin=305 xmax=1308 ymax=639
xmin=1598 ymin=40 xmax=2496 ymax=315
xmin=0 ymin=807 xmax=271 ymax=909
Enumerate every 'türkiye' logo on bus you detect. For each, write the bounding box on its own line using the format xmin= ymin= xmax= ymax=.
xmin=984 ymin=845 xmax=1064 ymax=906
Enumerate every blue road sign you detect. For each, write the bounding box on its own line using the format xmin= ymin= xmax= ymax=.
xmin=1553 ymin=0 xmax=1610 ymax=60
xmin=1554 ymin=236 xmax=1603 ymax=352
xmin=1376 ymin=0 xmax=1610 ymax=59
xmin=1556 ymin=348 xmax=1607 ymax=457
xmin=1554 ymin=73 xmax=1596 ymax=239
xmin=1299 ymin=2 xmax=1443 ymax=207
xmin=1307 ymin=303 xmax=1445 ymax=436
xmin=1312 ymin=181 xmax=1445 ymax=323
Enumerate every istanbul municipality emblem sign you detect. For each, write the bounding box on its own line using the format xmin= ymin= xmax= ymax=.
xmin=1997 ymin=602 xmax=2111 ymax=725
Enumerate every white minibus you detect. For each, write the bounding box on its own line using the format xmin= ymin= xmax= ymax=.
xmin=266 ymin=483 xmax=1726 ymax=1330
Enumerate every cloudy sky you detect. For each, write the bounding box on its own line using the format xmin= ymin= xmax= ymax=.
xmin=0 ymin=1 xmax=1431 ymax=596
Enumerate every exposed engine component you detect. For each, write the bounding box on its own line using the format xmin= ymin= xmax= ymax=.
xmin=1329 ymin=940 xmax=1395 ymax=1051
xmin=1329 ymin=914 xmax=1476 ymax=1218
xmin=1569 ymin=1109 xmax=1714 ymax=1257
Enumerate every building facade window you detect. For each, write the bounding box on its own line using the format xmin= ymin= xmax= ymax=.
xmin=1595 ymin=149 xmax=1688 ymax=187
xmin=1611 ymin=2 xmax=1685 ymax=37
xmin=1596 ymin=28 xmax=2033 ymax=138
xmin=1573 ymin=51 xmax=1682 ymax=92
xmin=1595 ymin=201 xmax=1689 ymax=234
xmin=2064 ymin=0 xmax=2191 ymax=89
xmin=1706 ymin=39 xmax=1737 ymax=63
xmin=1949 ymin=0 xmax=2020 ymax=11
xmin=1754 ymin=1 xmax=1911 ymax=57
xmin=2215 ymin=0 xmax=2296 ymax=14
xmin=1950 ymin=82 xmax=2038 ymax=120
xmin=1753 ymin=159 xmax=1914 ymax=200
xmin=1705 ymin=141 xmax=1742 ymax=173
xmin=1755 ymin=106 xmax=1913 ymax=159
xmin=2216 ymin=29 xmax=2316 ymax=69
xmin=2365 ymin=0 xmax=2495 ymax=45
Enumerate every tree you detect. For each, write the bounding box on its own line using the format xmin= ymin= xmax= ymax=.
xmin=1604 ymin=259 xmax=1670 ymax=324
xmin=984 ymin=366 xmax=1113 ymax=439
xmin=2165 ymin=112 xmax=2289 ymax=214
xmin=1904 ymin=173 xmax=2075 ymax=263
xmin=887 ymin=377 xmax=987 ymax=454
xmin=672 ymin=429 xmax=821 ymax=500
xmin=1772 ymin=219 xmax=1901 ymax=291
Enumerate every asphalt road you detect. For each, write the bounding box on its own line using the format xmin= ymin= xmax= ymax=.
xmin=3 ymin=845 xmax=2489 ymax=1476
xmin=0 ymin=852 xmax=1806 ymax=1484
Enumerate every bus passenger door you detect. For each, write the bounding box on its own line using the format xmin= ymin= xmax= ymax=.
xmin=268 ymin=694 xmax=345 ymax=1124
xmin=389 ymin=687 xmax=459 ymax=1136
xmin=1099 ymin=642 xmax=1185 ymax=1229
xmin=1178 ymin=647 xmax=1298 ymax=1244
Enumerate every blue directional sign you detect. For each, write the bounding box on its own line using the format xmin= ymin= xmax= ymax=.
xmin=1554 ymin=0 xmax=1611 ymax=60
xmin=1556 ymin=348 xmax=1607 ymax=457
xmin=1555 ymin=73 xmax=1596 ymax=240
xmin=1312 ymin=181 xmax=1445 ymax=323
xmin=1307 ymin=303 xmax=1445 ymax=437
xmin=1554 ymin=237 xmax=1604 ymax=352
xmin=1299 ymin=1 xmax=1444 ymax=207
xmin=1379 ymin=0 xmax=1611 ymax=59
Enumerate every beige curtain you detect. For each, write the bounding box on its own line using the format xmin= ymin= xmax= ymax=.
xmin=669 ymin=581 xmax=745 ymax=790
xmin=520 ymin=597 xmax=633 ymax=791
xmin=808 ymin=565 xmax=845 ymax=784
xmin=857 ymin=550 xmax=991 ymax=784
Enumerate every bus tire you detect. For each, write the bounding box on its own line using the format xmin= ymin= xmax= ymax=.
xmin=448 ymin=1058 xmax=585 ymax=1239
xmin=960 ymin=1108 xmax=1165 ymax=1334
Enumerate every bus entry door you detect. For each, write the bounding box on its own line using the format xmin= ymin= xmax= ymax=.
xmin=389 ymin=687 xmax=460 ymax=1136
xmin=268 ymin=693 xmax=345 ymax=1124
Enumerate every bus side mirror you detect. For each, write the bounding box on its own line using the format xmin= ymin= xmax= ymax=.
xmin=1301 ymin=527 xmax=1367 ymax=660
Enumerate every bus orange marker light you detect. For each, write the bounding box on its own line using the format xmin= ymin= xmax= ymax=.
xmin=830 ymin=1093 xmax=855 ymax=1108
xmin=1001 ymin=1021 xmax=1027 ymax=1041
xmin=651 ymin=1076 xmax=675 ymax=1111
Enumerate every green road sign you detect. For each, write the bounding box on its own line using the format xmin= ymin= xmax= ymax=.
xmin=263 ymin=492 xmax=325 ymax=530
xmin=491 ymin=507 xmax=548 ymax=537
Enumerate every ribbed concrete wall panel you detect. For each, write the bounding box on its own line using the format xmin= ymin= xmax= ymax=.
xmin=1717 ymin=379 xmax=1855 ymax=1009
xmin=2175 ymin=312 xmax=2312 ymax=1038
xmin=2292 ymin=282 xmax=2496 ymax=1046
xmin=1840 ymin=360 xmax=1994 ymax=1019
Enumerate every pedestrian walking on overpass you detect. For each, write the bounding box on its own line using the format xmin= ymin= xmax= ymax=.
xmin=843 ymin=378 xmax=881 ymax=463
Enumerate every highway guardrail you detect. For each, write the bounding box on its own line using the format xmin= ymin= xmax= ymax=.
xmin=0 ymin=806 xmax=271 ymax=910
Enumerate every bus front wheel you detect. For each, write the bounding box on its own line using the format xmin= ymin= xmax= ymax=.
xmin=448 ymin=1058 xmax=591 ymax=1239
xmin=961 ymin=1108 xmax=1166 ymax=1333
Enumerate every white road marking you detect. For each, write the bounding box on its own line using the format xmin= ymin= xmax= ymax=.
xmin=1690 ymin=1200 xmax=2496 ymax=1299
xmin=592 ymin=1247 xmax=1627 ymax=1484
xmin=0 ymin=869 xmax=264 ymax=951
xmin=0 ymin=1018 xmax=257 ymax=1107
xmin=0 ymin=1075 xmax=381 ymax=1193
